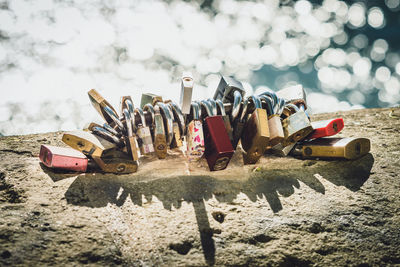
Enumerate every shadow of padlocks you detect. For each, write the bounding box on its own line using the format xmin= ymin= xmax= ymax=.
xmin=57 ymin=153 xmax=374 ymax=265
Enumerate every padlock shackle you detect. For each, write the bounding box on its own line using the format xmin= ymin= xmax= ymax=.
xmin=92 ymin=126 xmax=122 ymax=146
xmin=134 ymin=107 xmax=147 ymax=128
xmin=168 ymin=102 xmax=185 ymax=135
xmin=240 ymin=98 xmax=249 ymax=122
xmin=284 ymin=103 xmax=300 ymax=114
xmin=247 ymin=95 xmax=262 ymax=110
xmin=207 ymin=99 xmax=218 ymax=116
xmin=189 ymin=102 xmax=200 ymax=120
xmin=156 ymin=102 xmax=174 ymax=145
xmin=259 ymin=95 xmax=274 ymax=116
xmin=103 ymin=106 xmax=125 ymax=132
xmin=278 ymin=98 xmax=286 ymax=115
xmin=122 ymin=108 xmax=134 ymax=137
xmin=231 ymin=91 xmax=242 ymax=120
xmin=215 ymin=99 xmax=226 ymax=116
xmin=200 ymin=100 xmax=213 ymax=118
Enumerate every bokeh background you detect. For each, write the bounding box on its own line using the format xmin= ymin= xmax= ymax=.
xmin=0 ymin=0 xmax=399 ymax=136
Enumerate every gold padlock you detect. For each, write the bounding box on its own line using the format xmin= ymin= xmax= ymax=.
xmin=62 ymin=130 xmax=116 ymax=158
xmin=92 ymin=150 xmax=138 ymax=174
xmin=153 ymin=105 xmax=168 ymax=159
xmin=281 ymin=103 xmax=313 ymax=146
xmin=291 ymin=137 xmax=371 ymax=160
xmin=167 ymin=102 xmax=185 ymax=149
xmin=241 ymin=96 xmax=270 ymax=164
xmin=259 ymin=92 xmax=285 ymax=148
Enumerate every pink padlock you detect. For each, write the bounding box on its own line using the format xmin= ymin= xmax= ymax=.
xmin=39 ymin=145 xmax=88 ymax=172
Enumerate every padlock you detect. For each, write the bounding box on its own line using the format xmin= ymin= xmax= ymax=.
xmin=215 ymin=99 xmax=234 ymax=145
xmin=270 ymin=142 xmax=297 ymax=157
xmin=200 ymin=100 xmax=234 ymax=171
xmin=306 ymin=118 xmax=344 ymax=140
xmin=62 ymin=130 xmax=116 ymax=158
xmin=259 ymin=93 xmax=285 ymax=148
xmin=186 ymin=102 xmax=205 ymax=161
xmin=180 ymin=72 xmax=194 ymax=115
xmin=90 ymin=124 xmax=125 ymax=147
xmin=240 ymin=96 xmax=270 ymax=164
xmin=155 ymin=102 xmax=174 ymax=147
xmin=39 ymin=145 xmax=88 ymax=172
xmin=213 ymin=75 xmax=246 ymax=103
xmin=231 ymin=91 xmax=249 ymax=149
xmin=92 ymin=150 xmax=138 ymax=174
xmin=134 ymin=107 xmax=155 ymax=155
xmin=281 ymin=103 xmax=313 ymax=146
xmin=167 ymin=101 xmax=185 ymax=148
xmin=121 ymin=108 xmax=140 ymax=161
xmin=276 ymin=84 xmax=307 ymax=110
xmin=140 ymin=93 xmax=163 ymax=108
xmin=88 ymin=89 xmax=124 ymax=132
xmin=291 ymin=137 xmax=370 ymax=160
xmin=153 ymin=105 xmax=168 ymax=159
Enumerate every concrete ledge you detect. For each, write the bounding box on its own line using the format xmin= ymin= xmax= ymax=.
xmin=0 ymin=107 xmax=399 ymax=266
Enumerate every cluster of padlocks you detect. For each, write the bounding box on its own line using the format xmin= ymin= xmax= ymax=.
xmin=39 ymin=73 xmax=371 ymax=174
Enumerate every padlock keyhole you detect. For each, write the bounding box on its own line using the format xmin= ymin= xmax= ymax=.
xmin=77 ymin=141 xmax=84 ymax=148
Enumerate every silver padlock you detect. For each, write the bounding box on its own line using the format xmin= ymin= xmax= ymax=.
xmin=134 ymin=107 xmax=155 ymax=155
xmin=180 ymin=72 xmax=194 ymax=116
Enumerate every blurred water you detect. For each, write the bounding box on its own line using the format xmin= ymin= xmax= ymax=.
xmin=0 ymin=0 xmax=399 ymax=136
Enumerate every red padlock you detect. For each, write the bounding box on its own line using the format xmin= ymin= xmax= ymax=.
xmin=306 ymin=118 xmax=344 ymax=140
xmin=201 ymin=100 xmax=234 ymax=171
xmin=39 ymin=145 xmax=88 ymax=172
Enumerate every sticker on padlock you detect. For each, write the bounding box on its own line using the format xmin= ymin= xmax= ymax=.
xmin=62 ymin=130 xmax=116 ymax=158
xmin=167 ymin=101 xmax=185 ymax=149
xmin=200 ymin=100 xmax=234 ymax=171
xmin=39 ymin=145 xmax=88 ymax=172
xmin=180 ymin=72 xmax=194 ymax=115
xmin=134 ymin=107 xmax=155 ymax=155
xmin=186 ymin=102 xmax=205 ymax=161
xmin=153 ymin=105 xmax=168 ymax=159
xmin=231 ymin=91 xmax=249 ymax=149
xmin=140 ymin=93 xmax=163 ymax=109
xmin=215 ymin=99 xmax=234 ymax=145
xmin=306 ymin=118 xmax=344 ymax=140
xmin=281 ymin=103 xmax=313 ymax=146
xmin=291 ymin=137 xmax=370 ymax=160
xmin=213 ymin=75 xmax=245 ymax=103
xmin=259 ymin=92 xmax=285 ymax=148
xmin=88 ymin=89 xmax=124 ymax=132
xmin=92 ymin=150 xmax=138 ymax=174
xmin=240 ymin=96 xmax=270 ymax=164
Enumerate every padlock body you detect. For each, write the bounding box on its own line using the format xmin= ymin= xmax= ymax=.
xmin=93 ymin=154 xmax=138 ymax=174
xmin=241 ymin=108 xmax=270 ymax=164
xmin=170 ymin=122 xmax=183 ymax=148
xmin=282 ymin=110 xmax=313 ymax=145
xmin=267 ymin=114 xmax=284 ymax=148
xmin=39 ymin=145 xmax=88 ymax=172
xmin=186 ymin=120 xmax=205 ymax=161
xmin=213 ymin=76 xmax=245 ymax=103
xmin=137 ymin=126 xmax=155 ymax=154
xmin=276 ymin=85 xmax=307 ymax=108
xmin=126 ymin=136 xmax=139 ymax=161
xmin=298 ymin=137 xmax=370 ymax=160
xmin=88 ymin=89 xmax=118 ymax=127
xmin=140 ymin=93 xmax=163 ymax=108
xmin=204 ymin=116 xmax=234 ymax=171
xmin=307 ymin=118 xmax=344 ymax=140
xmin=62 ymin=131 xmax=116 ymax=158
xmin=180 ymin=77 xmax=193 ymax=115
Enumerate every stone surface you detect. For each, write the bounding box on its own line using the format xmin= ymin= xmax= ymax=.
xmin=0 ymin=107 xmax=399 ymax=266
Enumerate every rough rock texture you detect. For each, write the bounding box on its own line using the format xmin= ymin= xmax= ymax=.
xmin=0 ymin=107 xmax=399 ymax=266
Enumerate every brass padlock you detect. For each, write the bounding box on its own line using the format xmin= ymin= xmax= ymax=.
xmin=186 ymin=102 xmax=205 ymax=161
xmin=88 ymin=89 xmax=124 ymax=131
xmin=281 ymin=103 xmax=313 ymax=146
xmin=215 ymin=99 xmax=234 ymax=145
xmin=180 ymin=72 xmax=194 ymax=115
xmin=121 ymin=108 xmax=140 ymax=161
xmin=291 ymin=137 xmax=370 ymax=160
xmin=241 ymin=96 xmax=270 ymax=164
xmin=167 ymin=102 xmax=185 ymax=149
xmin=153 ymin=105 xmax=168 ymax=159
xmin=134 ymin=107 xmax=155 ymax=155
xmin=155 ymin=102 xmax=174 ymax=147
xmin=62 ymin=130 xmax=116 ymax=158
xmin=140 ymin=93 xmax=163 ymax=108
xmin=259 ymin=92 xmax=285 ymax=148
xmin=231 ymin=91 xmax=249 ymax=149
xmin=213 ymin=75 xmax=245 ymax=103
xmin=92 ymin=150 xmax=138 ymax=174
